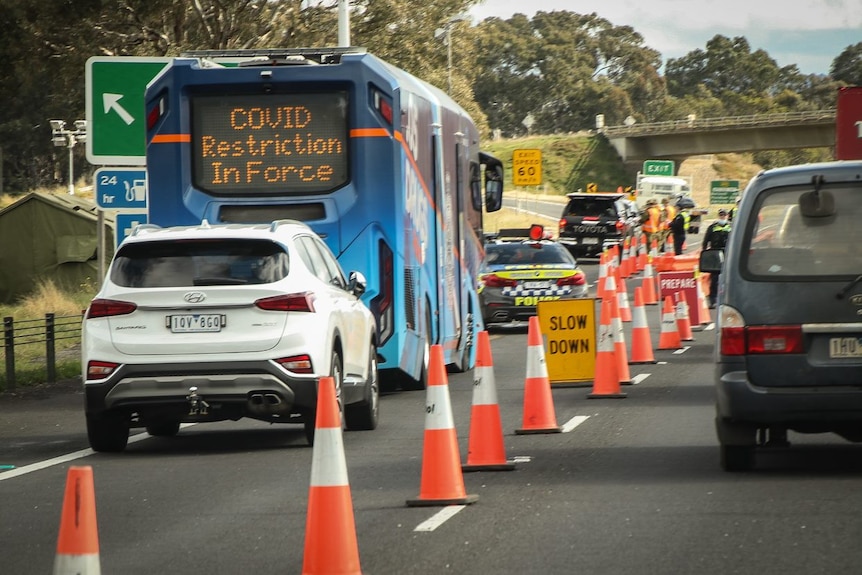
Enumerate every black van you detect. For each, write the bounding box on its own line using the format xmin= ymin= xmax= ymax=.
xmin=700 ymin=160 xmax=862 ymax=471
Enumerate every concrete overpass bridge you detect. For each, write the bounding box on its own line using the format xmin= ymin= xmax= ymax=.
xmin=602 ymin=109 xmax=836 ymax=164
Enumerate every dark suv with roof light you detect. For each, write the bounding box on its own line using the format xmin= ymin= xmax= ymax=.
xmin=557 ymin=192 xmax=637 ymax=258
xmin=700 ymin=160 xmax=862 ymax=471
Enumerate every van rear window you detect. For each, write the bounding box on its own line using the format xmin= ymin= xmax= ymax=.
xmin=744 ymin=186 xmax=861 ymax=277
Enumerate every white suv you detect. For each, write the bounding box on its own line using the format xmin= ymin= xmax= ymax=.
xmin=82 ymin=220 xmax=378 ymax=452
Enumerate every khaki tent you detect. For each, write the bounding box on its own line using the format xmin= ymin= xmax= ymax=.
xmin=0 ymin=192 xmax=115 ymax=303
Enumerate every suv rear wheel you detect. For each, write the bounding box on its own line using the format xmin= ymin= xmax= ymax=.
xmin=304 ymin=350 xmax=345 ymax=446
xmin=87 ymin=411 xmax=130 ymax=453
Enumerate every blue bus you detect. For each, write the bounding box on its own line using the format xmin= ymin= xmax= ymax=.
xmin=144 ymin=48 xmax=503 ymax=389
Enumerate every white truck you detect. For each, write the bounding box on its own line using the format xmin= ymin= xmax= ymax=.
xmin=634 ymin=173 xmax=705 ymax=234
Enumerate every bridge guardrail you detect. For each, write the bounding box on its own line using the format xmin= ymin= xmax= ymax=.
xmin=602 ymin=109 xmax=836 ymax=138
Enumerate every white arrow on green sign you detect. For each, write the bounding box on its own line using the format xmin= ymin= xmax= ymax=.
xmin=85 ymin=56 xmax=172 ymax=166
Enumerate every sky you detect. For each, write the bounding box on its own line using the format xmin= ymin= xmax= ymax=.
xmin=468 ymin=0 xmax=862 ymax=75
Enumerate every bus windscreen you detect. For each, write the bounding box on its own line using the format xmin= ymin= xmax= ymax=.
xmin=191 ymin=92 xmax=349 ymax=195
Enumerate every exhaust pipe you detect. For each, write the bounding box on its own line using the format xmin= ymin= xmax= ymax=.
xmin=264 ymin=393 xmax=282 ymax=405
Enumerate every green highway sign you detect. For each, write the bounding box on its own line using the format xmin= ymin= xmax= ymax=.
xmin=86 ymin=57 xmax=172 ymax=166
xmin=710 ymin=180 xmax=741 ymax=204
xmin=643 ymin=160 xmax=675 ymax=176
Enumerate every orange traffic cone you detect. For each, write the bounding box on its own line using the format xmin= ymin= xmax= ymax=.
xmin=615 ymin=267 xmax=632 ymax=323
xmin=636 ymin=234 xmax=648 ymax=272
xmin=463 ymin=331 xmax=516 ymax=472
xmin=658 ymin=296 xmax=683 ymax=350
xmin=604 ymin=263 xmax=618 ymax=305
xmin=642 ymin=261 xmax=658 ymax=305
xmin=54 ymin=466 xmax=100 ymax=575
xmin=609 ymin=292 xmax=632 ymax=385
xmin=675 ymin=291 xmax=694 ymax=342
xmin=407 ymin=345 xmax=478 ymax=506
xmin=516 ymin=316 xmax=562 ymax=434
xmin=620 ymin=237 xmax=632 ymax=278
xmin=629 ymin=286 xmax=657 ymax=364
xmin=303 ymin=376 xmax=362 ymax=575
xmin=588 ymin=299 xmax=626 ymax=399
xmin=629 ymin=236 xmax=640 ymax=274
xmin=596 ymin=251 xmax=608 ymax=300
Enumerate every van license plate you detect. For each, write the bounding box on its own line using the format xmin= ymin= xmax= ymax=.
xmin=829 ymin=337 xmax=862 ymax=358
xmin=168 ymin=314 xmax=225 ymax=333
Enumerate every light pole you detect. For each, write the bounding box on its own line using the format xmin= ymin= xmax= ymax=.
xmin=50 ymin=119 xmax=87 ymax=195
xmin=435 ymin=14 xmax=468 ymax=94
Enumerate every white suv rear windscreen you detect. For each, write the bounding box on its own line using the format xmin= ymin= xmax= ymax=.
xmin=111 ymin=239 xmax=289 ymax=287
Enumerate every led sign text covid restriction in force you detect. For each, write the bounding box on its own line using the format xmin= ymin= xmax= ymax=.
xmin=192 ymin=92 xmax=349 ymax=194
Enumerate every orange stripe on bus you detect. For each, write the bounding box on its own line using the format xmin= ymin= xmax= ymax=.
xmin=151 ymin=134 xmax=191 ymax=143
xmin=351 ymin=128 xmax=391 ymax=138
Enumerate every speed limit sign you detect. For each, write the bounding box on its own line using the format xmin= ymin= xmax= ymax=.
xmin=512 ymin=149 xmax=542 ymax=186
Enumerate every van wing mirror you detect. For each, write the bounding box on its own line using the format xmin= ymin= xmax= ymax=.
xmin=798 ymin=175 xmax=835 ymax=218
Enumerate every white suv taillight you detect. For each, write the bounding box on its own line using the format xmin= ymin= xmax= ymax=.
xmin=86 ymin=360 xmax=119 ymax=380
xmin=255 ymin=292 xmax=316 ymax=312
xmin=86 ymin=299 xmax=137 ymax=319
xmin=276 ymin=354 xmax=314 ymax=373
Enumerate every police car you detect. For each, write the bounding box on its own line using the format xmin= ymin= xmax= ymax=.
xmin=479 ymin=225 xmax=589 ymax=326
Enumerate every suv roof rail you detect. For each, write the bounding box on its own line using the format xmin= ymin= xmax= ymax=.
xmin=269 ymin=219 xmax=306 ymax=232
xmin=130 ymin=224 xmax=162 ymax=236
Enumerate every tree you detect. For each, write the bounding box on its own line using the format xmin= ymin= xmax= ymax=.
xmin=831 ymin=42 xmax=862 ymax=86
xmin=666 ymin=35 xmax=786 ymax=100
xmin=471 ymin=10 xmax=666 ymax=136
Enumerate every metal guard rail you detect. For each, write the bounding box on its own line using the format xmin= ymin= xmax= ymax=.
xmin=601 ymin=109 xmax=836 ymax=137
xmin=2 ymin=313 xmax=84 ymax=392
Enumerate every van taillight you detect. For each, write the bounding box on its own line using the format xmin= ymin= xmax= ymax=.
xmin=720 ymin=325 xmax=803 ymax=355
xmin=255 ymin=293 xmax=315 ymax=312
xmin=86 ymin=299 xmax=137 ymax=319
xmin=747 ymin=326 xmax=803 ymax=354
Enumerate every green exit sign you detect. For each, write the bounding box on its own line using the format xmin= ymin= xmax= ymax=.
xmin=643 ymin=160 xmax=675 ymax=176
xmin=86 ymin=56 xmax=172 ymax=166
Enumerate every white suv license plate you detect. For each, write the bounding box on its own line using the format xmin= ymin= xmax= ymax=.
xmin=829 ymin=337 xmax=862 ymax=358
xmin=168 ymin=314 xmax=225 ymax=333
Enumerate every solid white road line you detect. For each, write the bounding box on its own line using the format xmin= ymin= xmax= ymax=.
xmin=414 ymin=505 xmax=467 ymax=532
xmin=561 ymin=415 xmax=590 ymax=433
xmin=0 ymin=423 xmax=198 ymax=482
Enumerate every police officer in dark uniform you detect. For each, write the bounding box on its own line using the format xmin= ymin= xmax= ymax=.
xmin=702 ymin=208 xmax=732 ymax=308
